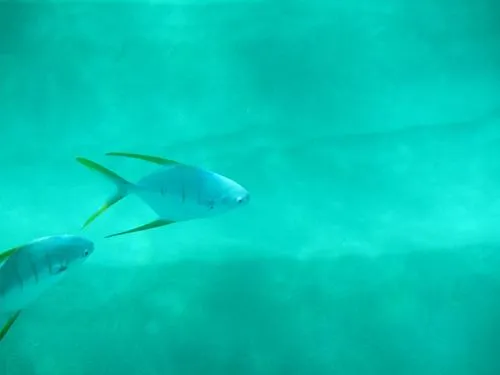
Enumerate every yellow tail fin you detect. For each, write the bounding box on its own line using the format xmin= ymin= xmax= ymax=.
xmin=76 ymin=157 xmax=133 ymax=228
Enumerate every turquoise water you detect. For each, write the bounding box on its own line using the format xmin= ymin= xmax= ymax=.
xmin=1 ymin=1 xmax=500 ymax=374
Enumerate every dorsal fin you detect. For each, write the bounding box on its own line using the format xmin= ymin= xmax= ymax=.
xmin=105 ymin=152 xmax=179 ymax=166
xmin=0 ymin=245 xmax=22 ymax=263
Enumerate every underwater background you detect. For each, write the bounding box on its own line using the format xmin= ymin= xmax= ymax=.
xmin=1 ymin=0 xmax=500 ymax=374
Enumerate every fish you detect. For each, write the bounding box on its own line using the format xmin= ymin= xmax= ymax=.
xmin=0 ymin=234 xmax=94 ymax=342
xmin=76 ymin=152 xmax=250 ymax=238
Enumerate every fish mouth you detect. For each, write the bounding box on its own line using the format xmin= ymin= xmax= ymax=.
xmin=82 ymin=240 xmax=95 ymax=257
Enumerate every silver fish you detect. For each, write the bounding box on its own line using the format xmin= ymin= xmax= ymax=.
xmin=0 ymin=235 xmax=94 ymax=342
xmin=76 ymin=152 xmax=250 ymax=238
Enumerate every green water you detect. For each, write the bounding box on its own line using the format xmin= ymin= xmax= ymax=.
xmin=1 ymin=1 xmax=500 ymax=374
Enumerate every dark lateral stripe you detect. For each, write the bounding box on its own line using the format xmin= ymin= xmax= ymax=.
xmin=196 ymin=172 xmax=203 ymax=205
xmin=45 ymin=253 xmax=53 ymax=275
xmin=28 ymin=252 xmax=39 ymax=284
xmin=14 ymin=261 xmax=23 ymax=291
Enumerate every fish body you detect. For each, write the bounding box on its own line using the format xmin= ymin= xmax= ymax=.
xmin=0 ymin=235 xmax=94 ymax=341
xmin=76 ymin=152 xmax=250 ymax=238
xmin=136 ymin=163 xmax=249 ymax=220
xmin=0 ymin=235 xmax=94 ymax=313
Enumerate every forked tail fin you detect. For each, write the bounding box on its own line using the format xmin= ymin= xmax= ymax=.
xmin=76 ymin=157 xmax=134 ymax=228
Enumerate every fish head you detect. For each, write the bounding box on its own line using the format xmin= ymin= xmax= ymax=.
xmin=37 ymin=235 xmax=95 ymax=270
xmin=213 ymin=179 xmax=250 ymax=212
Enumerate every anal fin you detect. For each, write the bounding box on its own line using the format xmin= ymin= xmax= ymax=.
xmin=105 ymin=152 xmax=179 ymax=166
xmin=0 ymin=311 xmax=22 ymax=342
xmin=105 ymin=219 xmax=175 ymax=238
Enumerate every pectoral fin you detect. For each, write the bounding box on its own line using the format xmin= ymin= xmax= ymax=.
xmin=105 ymin=219 xmax=175 ymax=238
xmin=105 ymin=152 xmax=179 ymax=166
xmin=0 ymin=246 xmax=21 ymax=263
xmin=0 ymin=311 xmax=22 ymax=342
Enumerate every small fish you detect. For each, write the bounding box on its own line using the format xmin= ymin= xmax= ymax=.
xmin=0 ymin=234 xmax=94 ymax=342
xmin=76 ymin=152 xmax=250 ymax=238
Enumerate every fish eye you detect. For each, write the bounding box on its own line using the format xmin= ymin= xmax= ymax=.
xmin=236 ymin=195 xmax=248 ymax=204
xmin=83 ymin=249 xmax=89 ymax=257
